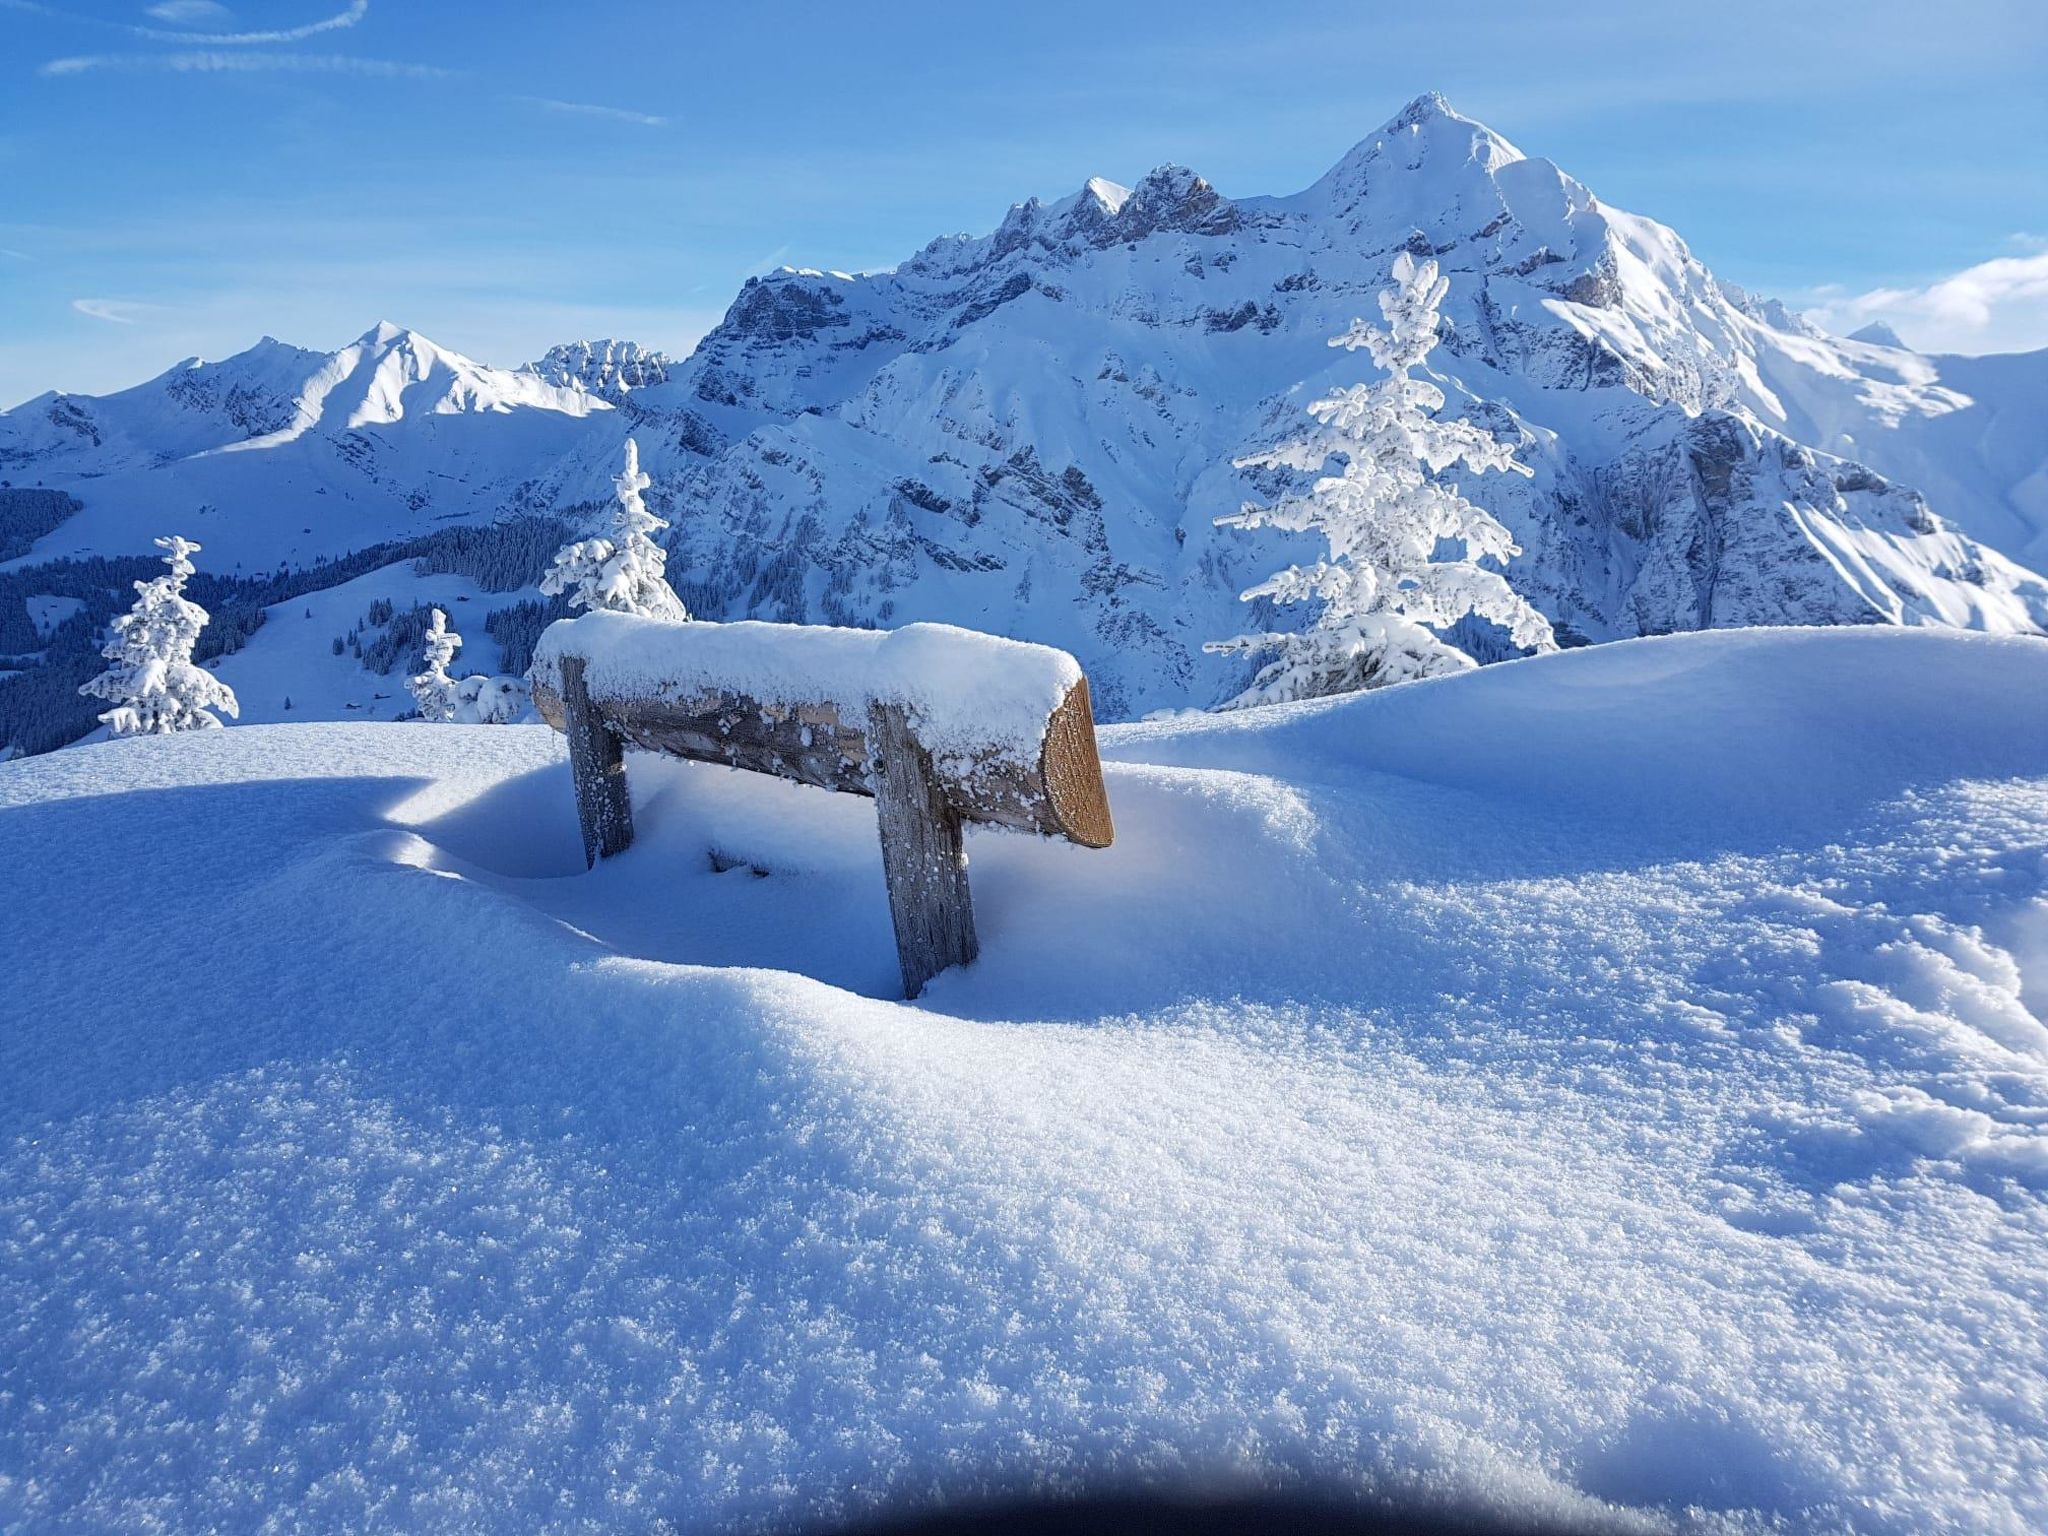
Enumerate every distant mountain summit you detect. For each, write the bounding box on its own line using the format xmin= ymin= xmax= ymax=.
xmin=1848 ymin=320 xmax=1912 ymax=350
xmin=526 ymin=339 xmax=673 ymax=402
xmin=4 ymin=93 xmax=2046 ymax=728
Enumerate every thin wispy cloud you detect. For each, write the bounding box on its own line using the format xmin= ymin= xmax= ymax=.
xmin=72 ymin=298 xmax=150 ymax=324
xmin=143 ymin=1 xmax=233 ymax=24
xmin=130 ymin=0 xmax=367 ymax=45
xmin=513 ymin=95 xmax=668 ymax=128
xmin=1802 ymin=239 xmax=2048 ymax=354
xmin=4 ymin=0 xmax=370 ymax=45
xmin=41 ymin=50 xmax=451 ymax=80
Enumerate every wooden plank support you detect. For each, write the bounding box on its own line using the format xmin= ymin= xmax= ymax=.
xmin=561 ymin=654 xmax=635 ymax=868
xmin=869 ymin=701 xmax=978 ymax=999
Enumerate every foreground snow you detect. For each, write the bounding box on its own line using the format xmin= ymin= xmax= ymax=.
xmin=3 ymin=627 xmax=2047 ymax=1534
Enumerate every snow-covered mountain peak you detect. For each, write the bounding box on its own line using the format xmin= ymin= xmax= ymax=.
xmin=357 ymin=319 xmax=411 ymax=348
xmin=1849 ymin=320 xmax=1913 ymax=350
xmin=6 ymin=94 xmax=2048 ymax=747
xmin=1083 ymin=176 xmax=1132 ymax=215
xmin=1293 ymin=91 xmax=1526 ymax=214
xmin=1117 ymin=163 xmax=1236 ymax=239
xmin=526 ymin=338 xmax=673 ymax=401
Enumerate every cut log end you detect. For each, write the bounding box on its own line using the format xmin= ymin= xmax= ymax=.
xmin=1040 ymin=677 xmax=1115 ymax=849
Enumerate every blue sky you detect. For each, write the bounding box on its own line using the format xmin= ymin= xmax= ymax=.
xmin=2 ymin=0 xmax=2045 ymax=405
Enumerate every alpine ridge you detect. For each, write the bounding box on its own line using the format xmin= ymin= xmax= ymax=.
xmin=4 ymin=92 xmax=2046 ymax=744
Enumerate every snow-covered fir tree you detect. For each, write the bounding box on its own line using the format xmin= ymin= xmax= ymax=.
xmin=79 ymin=534 xmax=241 ymax=734
xmin=540 ymin=438 xmax=690 ymax=622
xmin=1208 ymin=252 xmax=1556 ymax=706
xmin=449 ymin=673 xmax=530 ymax=725
xmin=409 ymin=606 xmax=530 ymax=724
xmin=408 ymin=607 xmax=462 ymax=722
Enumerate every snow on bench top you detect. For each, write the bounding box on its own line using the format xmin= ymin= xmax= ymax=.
xmin=532 ymin=611 xmax=1085 ymax=762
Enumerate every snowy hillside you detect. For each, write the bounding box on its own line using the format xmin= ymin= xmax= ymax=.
xmin=4 ymin=625 xmax=2046 ymax=1533
xmin=5 ymin=93 xmax=2048 ymax=744
xmin=0 ymin=322 xmax=606 ymax=572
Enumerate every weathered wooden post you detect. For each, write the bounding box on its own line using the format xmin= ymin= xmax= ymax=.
xmin=560 ymin=654 xmax=634 ymax=867
xmin=868 ymin=701 xmax=978 ymax=999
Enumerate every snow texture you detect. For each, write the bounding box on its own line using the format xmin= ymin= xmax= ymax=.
xmin=532 ymin=608 xmax=1084 ymax=764
xmin=5 ymin=625 xmax=2048 ymax=1534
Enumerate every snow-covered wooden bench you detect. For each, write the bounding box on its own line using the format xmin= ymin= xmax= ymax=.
xmin=530 ymin=612 xmax=1115 ymax=998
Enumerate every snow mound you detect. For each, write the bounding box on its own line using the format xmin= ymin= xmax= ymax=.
xmin=4 ymin=626 xmax=2048 ymax=1534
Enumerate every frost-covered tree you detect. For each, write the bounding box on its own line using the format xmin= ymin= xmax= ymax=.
xmin=79 ymin=534 xmax=241 ymax=734
xmin=1208 ymin=252 xmax=1556 ymax=706
xmin=449 ymin=672 xmax=530 ymax=725
xmin=539 ymin=438 xmax=690 ymax=621
xmin=408 ymin=607 xmax=463 ymax=722
xmin=409 ymin=606 xmax=531 ymax=724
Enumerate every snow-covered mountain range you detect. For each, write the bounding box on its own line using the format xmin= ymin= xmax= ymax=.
xmin=5 ymin=93 xmax=2047 ymax=738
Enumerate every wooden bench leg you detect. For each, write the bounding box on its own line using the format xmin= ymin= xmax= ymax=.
xmin=869 ymin=702 xmax=978 ymax=999
xmin=561 ymin=655 xmax=634 ymax=868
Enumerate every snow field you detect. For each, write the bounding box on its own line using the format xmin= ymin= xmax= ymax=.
xmin=3 ymin=626 xmax=2047 ymax=1533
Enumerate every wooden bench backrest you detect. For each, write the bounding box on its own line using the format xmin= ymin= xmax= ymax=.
xmin=529 ymin=613 xmax=1115 ymax=998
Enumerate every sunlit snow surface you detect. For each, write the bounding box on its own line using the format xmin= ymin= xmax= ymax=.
xmin=4 ymin=627 xmax=2047 ymax=1534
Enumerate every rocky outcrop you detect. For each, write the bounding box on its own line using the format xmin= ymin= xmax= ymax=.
xmin=528 ymin=339 xmax=672 ymax=401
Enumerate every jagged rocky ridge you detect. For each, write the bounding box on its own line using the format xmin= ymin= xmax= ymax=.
xmin=526 ymin=339 xmax=673 ymax=402
xmin=4 ymin=93 xmax=2047 ymax=728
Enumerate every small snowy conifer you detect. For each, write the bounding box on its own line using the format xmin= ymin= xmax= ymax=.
xmin=1208 ymin=252 xmax=1556 ymax=705
xmin=408 ymin=607 xmax=462 ymax=722
xmin=410 ymin=606 xmax=530 ymax=724
xmin=540 ymin=438 xmax=690 ymax=621
xmin=80 ymin=534 xmax=240 ymax=734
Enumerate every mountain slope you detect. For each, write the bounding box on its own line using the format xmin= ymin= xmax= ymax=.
xmin=604 ymin=93 xmax=2048 ymax=713
xmin=3 ymin=93 xmax=2046 ymax=734
xmin=1 ymin=323 xmax=608 ymax=573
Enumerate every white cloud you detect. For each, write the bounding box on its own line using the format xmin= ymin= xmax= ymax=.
xmin=42 ymin=50 xmax=450 ymax=79
xmin=72 ymin=298 xmax=150 ymax=324
xmin=6 ymin=0 xmax=365 ymax=44
xmin=1802 ymin=239 xmax=2048 ymax=355
xmin=144 ymin=1 xmax=233 ymax=23
xmin=128 ymin=0 xmax=364 ymax=45
xmin=513 ymin=96 xmax=667 ymax=129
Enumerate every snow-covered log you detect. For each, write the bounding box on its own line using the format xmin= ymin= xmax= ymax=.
xmin=530 ymin=611 xmax=1114 ymax=996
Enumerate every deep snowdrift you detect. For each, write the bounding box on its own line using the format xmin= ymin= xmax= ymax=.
xmin=4 ymin=627 xmax=2047 ymax=1534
